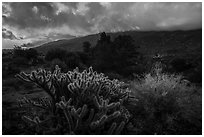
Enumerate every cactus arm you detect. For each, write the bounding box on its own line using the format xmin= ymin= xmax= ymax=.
xmin=15 ymin=72 xmax=34 ymax=83
xmin=86 ymin=108 xmax=95 ymax=123
xmin=106 ymin=111 xmax=121 ymax=122
xmin=18 ymin=97 xmax=51 ymax=110
xmin=56 ymin=96 xmax=74 ymax=134
xmin=22 ymin=116 xmax=37 ymax=125
xmin=63 ymin=109 xmax=72 ymax=133
xmin=74 ymin=104 xmax=88 ymax=131
xmin=107 ymin=122 xmax=117 ymax=135
xmin=93 ymin=95 xmax=101 ymax=109
xmin=114 ymin=121 xmax=125 ymax=135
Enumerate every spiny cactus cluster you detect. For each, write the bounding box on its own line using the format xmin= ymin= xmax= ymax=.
xmin=16 ymin=65 xmax=132 ymax=134
xmin=18 ymin=97 xmax=53 ymax=112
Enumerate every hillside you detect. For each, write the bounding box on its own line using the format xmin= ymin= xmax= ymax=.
xmin=35 ymin=29 xmax=202 ymax=57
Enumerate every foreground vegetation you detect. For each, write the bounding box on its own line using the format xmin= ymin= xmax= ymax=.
xmin=2 ymin=64 xmax=201 ymax=134
xmin=128 ymin=64 xmax=202 ymax=134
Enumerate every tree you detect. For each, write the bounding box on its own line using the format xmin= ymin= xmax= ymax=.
xmin=92 ymin=32 xmax=114 ymax=71
xmin=25 ymin=48 xmax=38 ymax=60
xmin=64 ymin=52 xmax=82 ymax=70
xmin=13 ymin=45 xmax=25 ymax=58
xmin=98 ymin=32 xmax=111 ymax=43
xmin=112 ymin=35 xmax=140 ymax=75
xmin=12 ymin=45 xmax=39 ymax=65
xmin=83 ymin=41 xmax=91 ymax=53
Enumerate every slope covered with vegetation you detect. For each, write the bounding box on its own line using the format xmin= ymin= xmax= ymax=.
xmin=35 ymin=29 xmax=201 ymax=56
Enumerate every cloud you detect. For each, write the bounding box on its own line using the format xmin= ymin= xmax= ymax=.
xmin=53 ymin=3 xmax=71 ymax=15
xmin=74 ymin=3 xmax=90 ymax=16
xmin=3 ymin=2 xmax=201 ymax=33
xmin=2 ymin=3 xmax=12 ymax=17
xmin=2 ymin=28 xmax=18 ymax=40
xmin=94 ymin=2 xmax=202 ymax=31
xmin=32 ymin=6 xmax=39 ymax=14
xmin=2 ymin=2 xmax=202 ymax=48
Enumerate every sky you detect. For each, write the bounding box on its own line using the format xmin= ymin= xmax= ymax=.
xmin=2 ymin=2 xmax=202 ymax=49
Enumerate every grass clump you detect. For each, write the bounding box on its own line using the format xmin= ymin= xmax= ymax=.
xmin=128 ymin=64 xmax=201 ymax=135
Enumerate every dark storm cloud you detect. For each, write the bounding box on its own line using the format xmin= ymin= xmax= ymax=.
xmin=3 ymin=2 xmax=56 ymax=28
xmin=3 ymin=2 xmax=92 ymax=31
xmin=3 ymin=2 xmax=202 ymax=33
xmin=2 ymin=2 xmax=202 ymax=48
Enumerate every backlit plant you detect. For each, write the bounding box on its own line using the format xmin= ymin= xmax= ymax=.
xmin=16 ymin=65 xmax=132 ymax=134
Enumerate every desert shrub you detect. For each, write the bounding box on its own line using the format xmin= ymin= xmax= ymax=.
xmin=12 ymin=57 xmax=29 ymax=66
xmin=78 ymin=52 xmax=92 ymax=67
xmin=2 ymin=62 xmax=21 ymax=77
xmin=2 ymin=56 xmax=12 ymax=62
xmin=50 ymin=58 xmax=68 ymax=73
xmin=45 ymin=48 xmax=67 ymax=61
xmin=16 ymin=66 xmax=134 ymax=135
xmin=11 ymin=46 xmax=39 ymax=67
xmin=83 ymin=41 xmax=91 ymax=53
xmin=13 ymin=46 xmax=26 ymax=58
xmin=170 ymin=58 xmax=192 ymax=73
xmin=64 ymin=52 xmax=82 ymax=70
xmin=3 ymin=78 xmax=24 ymax=91
xmin=105 ymin=72 xmax=124 ymax=80
xmin=24 ymin=48 xmax=38 ymax=60
xmin=123 ymin=65 xmax=145 ymax=77
xmin=13 ymin=46 xmax=39 ymax=62
xmin=129 ymin=67 xmax=201 ymax=134
xmin=185 ymin=64 xmax=202 ymax=83
xmin=23 ymin=82 xmax=34 ymax=90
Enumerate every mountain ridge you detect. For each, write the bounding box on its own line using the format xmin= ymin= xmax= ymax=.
xmin=35 ymin=29 xmax=202 ymax=56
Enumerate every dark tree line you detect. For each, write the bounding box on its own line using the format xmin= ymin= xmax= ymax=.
xmin=91 ymin=32 xmax=142 ymax=76
xmin=44 ymin=32 xmax=144 ymax=78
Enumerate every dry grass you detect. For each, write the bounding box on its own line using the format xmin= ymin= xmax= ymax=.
xmin=127 ymin=63 xmax=202 ymax=134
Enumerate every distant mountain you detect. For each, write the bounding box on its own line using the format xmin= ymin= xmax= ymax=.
xmin=2 ymin=33 xmax=76 ymax=49
xmin=30 ymin=33 xmax=76 ymax=48
xmin=35 ymin=33 xmax=99 ymax=53
xmin=35 ymin=29 xmax=202 ymax=57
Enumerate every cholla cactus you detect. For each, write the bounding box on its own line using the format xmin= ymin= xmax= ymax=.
xmin=18 ymin=97 xmax=53 ymax=112
xmin=56 ymin=96 xmax=130 ymax=134
xmin=16 ymin=65 xmax=130 ymax=106
xmin=16 ymin=65 xmax=132 ymax=134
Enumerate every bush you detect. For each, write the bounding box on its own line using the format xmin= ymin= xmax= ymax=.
xmin=24 ymin=48 xmax=38 ymax=60
xmin=185 ymin=64 xmax=202 ymax=83
xmin=78 ymin=52 xmax=91 ymax=66
xmin=2 ymin=63 xmax=21 ymax=78
xmin=12 ymin=57 xmax=29 ymax=66
xmin=45 ymin=49 xmax=84 ymax=71
xmin=13 ymin=46 xmax=39 ymax=61
xmin=13 ymin=46 xmax=26 ymax=58
xmin=64 ymin=52 xmax=82 ymax=70
xmin=16 ymin=66 xmax=133 ymax=135
xmin=129 ymin=68 xmax=201 ymax=134
xmin=50 ymin=58 xmax=68 ymax=73
xmin=170 ymin=58 xmax=192 ymax=73
xmin=83 ymin=41 xmax=91 ymax=53
xmin=3 ymin=78 xmax=24 ymax=91
xmin=105 ymin=72 xmax=124 ymax=80
xmin=45 ymin=48 xmax=67 ymax=61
